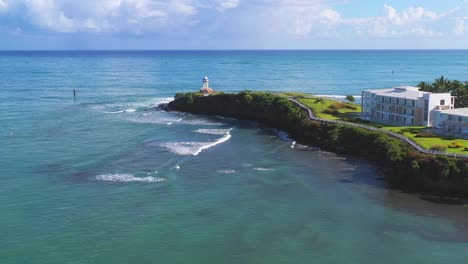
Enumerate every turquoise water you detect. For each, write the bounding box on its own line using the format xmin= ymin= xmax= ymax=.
xmin=1 ymin=50 xmax=468 ymax=264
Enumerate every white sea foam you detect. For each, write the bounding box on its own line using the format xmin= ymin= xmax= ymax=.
xmin=195 ymin=128 xmax=232 ymax=135
xmin=96 ymin=174 xmax=166 ymax=183
xmin=161 ymin=133 xmax=232 ymax=156
xmin=104 ymin=110 xmax=125 ymax=114
xmin=217 ymin=169 xmax=238 ymax=174
xmin=182 ymin=119 xmax=223 ymax=126
xmin=253 ymin=168 xmax=276 ymax=171
xmin=100 ymin=97 xmax=174 ymax=114
xmin=128 ymin=114 xmax=183 ymax=125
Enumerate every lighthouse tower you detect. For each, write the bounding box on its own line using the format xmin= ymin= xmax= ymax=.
xmin=202 ymin=76 xmax=209 ymax=89
xmin=200 ymin=76 xmax=214 ymax=94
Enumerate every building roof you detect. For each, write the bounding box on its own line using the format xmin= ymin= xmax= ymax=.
xmin=363 ymin=86 xmax=429 ymax=100
xmin=439 ymin=108 xmax=468 ymax=117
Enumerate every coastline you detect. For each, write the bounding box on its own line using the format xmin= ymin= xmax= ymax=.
xmin=166 ymin=91 xmax=468 ymax=199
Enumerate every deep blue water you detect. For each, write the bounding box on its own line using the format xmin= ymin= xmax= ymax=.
xmin=1 ymin=50 xmax=468 ymax=264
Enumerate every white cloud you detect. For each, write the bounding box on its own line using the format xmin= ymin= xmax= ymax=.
xmin=0 ymin=0 xmax=9 ymax=12
xmin=455 ymin=19 xmax=465 ymax=35
xmin=216 ymin=0 xmax=239 ymax=12
xmin=0 ymin=0 xmax=464 ymax=42
xmin=1 ymin=0 xmax=203 ymax=34
xmin=344 ymin=5 xmax=449 ymax=38
xmin=319 ymin=8 xmax=341 ymax=26
xmin=383 ymin=4 xmax=438 ymax=26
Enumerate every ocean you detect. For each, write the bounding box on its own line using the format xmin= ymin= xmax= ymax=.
xmin=1 ymin=50 xmax=468 ymax=264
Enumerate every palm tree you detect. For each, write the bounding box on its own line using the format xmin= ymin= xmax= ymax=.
xmin=417 ymin=81 xmax=433 ymax=92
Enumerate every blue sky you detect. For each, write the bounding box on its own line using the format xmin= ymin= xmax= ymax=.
xmin=0 ymin=0 xmax=467 ymax=49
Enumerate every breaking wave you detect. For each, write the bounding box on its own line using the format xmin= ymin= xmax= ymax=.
xmin=96 ymin=174 xmax=166 ymax=183
xmin=217 ymin=169 xmax=238 ymax=174
xmin=160 ymin=132 xmax=232 ymax=156
xmin=195 ymin=128 xmax=232 ymax=135
xmin=99 ymin=97 xmax=174 ymax=114
xmin=253 ymin=168 xmax=276 ymax=171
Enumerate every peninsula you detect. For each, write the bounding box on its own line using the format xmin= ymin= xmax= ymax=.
xmin=167 ymin=91 xmax=468 ymax=198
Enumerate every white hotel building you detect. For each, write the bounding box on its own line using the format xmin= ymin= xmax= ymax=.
xmin=361 ymin=86 xmax=455 ymax=127
xmin=434 ymin=108 xmax=468 ymax=134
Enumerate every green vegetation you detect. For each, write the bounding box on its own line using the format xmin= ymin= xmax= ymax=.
xmin=281 ymin=92 xmax=467 ymax=154
xmin=418 ymin=76 xmax=468 ymax=108
xmin=297 ymin=97 xmax=362 ymax=121
xmin=169 ymin=91 xmax=468 ymax=197
xmin=346 ymin=95 xmax=355 ymax=103
xmin=383 ymin=126 xmax=468 ymax=154
xmin=170 ymin=91 xmax=306 ymax=133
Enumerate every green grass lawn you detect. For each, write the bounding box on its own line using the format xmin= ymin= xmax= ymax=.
xmin=296 ymin=97 xmax=362 ymax=121
xmin=382 ymin=126 xmax=468 ymax=154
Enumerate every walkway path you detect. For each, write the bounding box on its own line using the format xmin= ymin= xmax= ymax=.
xmin=288 ymin=98 xmax=468 ymax=159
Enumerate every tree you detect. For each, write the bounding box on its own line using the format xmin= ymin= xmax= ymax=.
xmin=418 ymin=77 xmax=468 ymax=108
xmin=345 ymin=95 xmax=355 ymax=103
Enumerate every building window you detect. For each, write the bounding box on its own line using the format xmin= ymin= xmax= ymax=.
xmin=459 ymin=116 xmax=463 ymax=122
xmin=440 ymin=100 xmax=445 ymax=105
xmin=412 ymin=100 xmax=415 ymax=106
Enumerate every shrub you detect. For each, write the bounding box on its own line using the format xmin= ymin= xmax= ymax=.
xmin=430 ymin=144 xmax=447 ymax=151
xmin=328 ymin=103 xmax=342 ymax=110
xmin=465 ymin=147 xmax=468 ymax=151
xmin=175 ymin=93 xmax=185 ymax=100
xmin=343 ymin=104 xmax=358 ymax=110
xmin=346 ymin=95 xmax=355 ymax=103
xmin=415 ymin=132 xmax=438 ymax=138
xmin=448 ymin=141 xmax=464 ymax=148
xmin=323 ymin=108 xmax=338 ymax=114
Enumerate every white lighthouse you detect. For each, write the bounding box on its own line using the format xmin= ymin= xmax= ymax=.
xmin=200 ymin=76 xmax=214 ymax=94
xmin=202 ymin=76 xmax=209 ymax=89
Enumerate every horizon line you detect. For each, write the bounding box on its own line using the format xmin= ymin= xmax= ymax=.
xmin=1 ymin=48 xmax=468 ymax=52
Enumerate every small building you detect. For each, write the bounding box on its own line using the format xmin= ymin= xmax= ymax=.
xmin=200 ymin=76 xmax=214 ymax=95
xmin=361 ymin=86 xmax=455 ymax=126
xmin=434 ymin=108 xmax=468 ymax=134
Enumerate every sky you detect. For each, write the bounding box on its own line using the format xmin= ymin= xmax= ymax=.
xmin=0 ymin=0 xmax=468 ymax=50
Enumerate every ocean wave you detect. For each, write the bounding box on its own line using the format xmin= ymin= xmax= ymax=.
xmin=127 ymin=113 xmax=183 ymax=124
xmin=195 ymin=128 xmax=232 ymax=135
xmin=99 ymin=97 xmax=174 ymax=114
xmin=96 ymin=174 xmax=166 ymax=183
xmin=182 ymin=119 xmax=223 ymax=126
xmin=160 ymin=133 xmax=231 ymax=156
xmin=104 ymin=110 xmax=125 ymax=114
xmin=253 ymin=168 xmax=276 ymax=171
xmin=217 ymin=169 xmax=238 ymax=174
